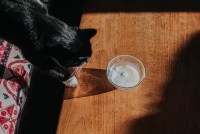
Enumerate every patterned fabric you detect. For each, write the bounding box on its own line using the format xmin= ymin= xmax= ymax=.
xmin=0 ymin=39 xmax=32 ymax=134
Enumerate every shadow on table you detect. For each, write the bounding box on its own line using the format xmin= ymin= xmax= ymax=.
xmin=83 ymin=0 xmax=200 ymax=13
xmin=63 ymin=68 xmax=116 ymax=99
xmin=127 ymin=31 xmax=200 ymax=134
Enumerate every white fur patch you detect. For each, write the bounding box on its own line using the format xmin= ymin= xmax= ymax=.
xmin=63 ymin=76 xmax=78 ymax=88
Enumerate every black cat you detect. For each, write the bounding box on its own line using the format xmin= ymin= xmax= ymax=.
xmin=0 ymin=0 xmax=96 ymax=84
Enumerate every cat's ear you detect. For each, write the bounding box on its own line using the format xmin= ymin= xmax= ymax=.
xmin=81 ymin=28 xmax=97 ymax=39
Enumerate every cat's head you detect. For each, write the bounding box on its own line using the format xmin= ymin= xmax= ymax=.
xmin=47 ymin=26 xmax=97 ymax=68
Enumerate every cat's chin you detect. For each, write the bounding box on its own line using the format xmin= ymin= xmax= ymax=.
xmin=63 ymin=76 xmax=78 ymax=88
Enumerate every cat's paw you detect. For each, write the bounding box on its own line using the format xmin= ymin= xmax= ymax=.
xmin=63 ymin=76 xmax=78 ymax=88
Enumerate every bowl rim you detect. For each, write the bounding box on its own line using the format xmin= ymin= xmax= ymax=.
xmin=106 ymin=54 xmax=146 ymax=89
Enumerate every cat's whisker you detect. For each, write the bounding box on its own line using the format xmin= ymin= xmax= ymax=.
xmin=69 ymin=62 xmax=86 ymax=78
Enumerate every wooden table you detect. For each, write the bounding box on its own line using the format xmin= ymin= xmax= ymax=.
xmin=57 ymin=1 xmax=200 ymax=134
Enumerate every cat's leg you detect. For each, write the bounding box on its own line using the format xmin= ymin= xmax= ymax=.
xmin=46 ymin=60 xmax=79 ymax=88
xmin=32 ymin=0 xmax=49 ymax=12
xmin=28 ymin=55 xmax=78 ymax=87
xmin=32 ymin=0 xmax=49 ymax=7
xmin=44 ymin=68 xmax=70 ymax=81
xmin=41 ymin=0 xmax=50 ymax=4
xmin=45 ymin=68 xmax=79 ymax=88
xmin=34 ymin=0 xmax=44 ymax=6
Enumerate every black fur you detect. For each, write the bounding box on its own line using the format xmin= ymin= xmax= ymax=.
xmin=0 ymin=0 xmax=96 ymax=81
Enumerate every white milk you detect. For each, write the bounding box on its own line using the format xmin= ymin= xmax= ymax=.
xmin=108 ymin=65 xmax=140 ymax=88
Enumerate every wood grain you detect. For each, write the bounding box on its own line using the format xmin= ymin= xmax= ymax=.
xmin=57 ymin=1 xmax=200 ymax=134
